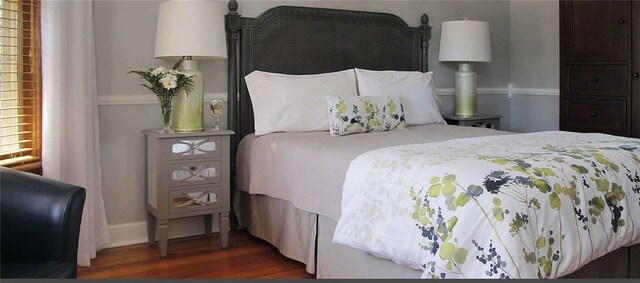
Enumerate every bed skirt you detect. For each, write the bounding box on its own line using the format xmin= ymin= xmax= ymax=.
xmin=235 ymin=191 xmax=317 ymax=273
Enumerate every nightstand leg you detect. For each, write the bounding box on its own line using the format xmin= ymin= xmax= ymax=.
xmin=204 ymin=214 xmax=213 ymax=237
xmin=146 ymin=212 xmax=157 ymax=245
xmin=219 ymin=212 xmax=229 ymax=248
xmin=158 ymin=219 xmax=169 ymax=257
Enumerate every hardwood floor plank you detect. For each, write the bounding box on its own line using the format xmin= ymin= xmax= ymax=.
xmin=256 ymin=268 xmax=314 ymax=279
xmin=78 ymin=230 xmax=314 ymax=279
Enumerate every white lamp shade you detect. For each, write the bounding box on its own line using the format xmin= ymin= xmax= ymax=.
xmin=154 ymin=0 xmax=227 ymax=60
xmin=438 ymin=20 xmax=491 ymax=62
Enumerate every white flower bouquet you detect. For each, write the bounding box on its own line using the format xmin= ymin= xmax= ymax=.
xmin=129 ymin=58 xmax=195 ymax=131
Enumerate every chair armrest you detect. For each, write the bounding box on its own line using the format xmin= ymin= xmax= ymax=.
xmin=1 ymin=168 xmax=86 ymax=265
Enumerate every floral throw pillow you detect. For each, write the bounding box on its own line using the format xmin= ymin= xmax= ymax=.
xmin=326 ymin=95 xmax=406 ymax=136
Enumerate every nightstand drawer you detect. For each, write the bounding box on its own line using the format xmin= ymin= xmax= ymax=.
xmin=164 ymin=136 xmax=222 ymax=161
xmin=168 ymin=185 xmax=223 ymax=215
xmin=565 ymin=99 xmax=627 ymax=135
xmin=166 ymin=160 xmax=222 ymax=187
xmin=568 ymin=65 xmax=627 ymax=97
xmin=442 ymin=113 xmax=502 ymax=130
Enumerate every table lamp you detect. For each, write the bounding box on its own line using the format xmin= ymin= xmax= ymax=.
xmin=438 ymin=19 xmax=491 ymax=117
xmin=154 ymin=0 xmax=227 ymax=132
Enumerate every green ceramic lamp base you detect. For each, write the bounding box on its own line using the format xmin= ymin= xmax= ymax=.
xmin=453 ymin=63 xmax=478 ymax=117
xmin=172 ymin=59 xmax=204 ymax=132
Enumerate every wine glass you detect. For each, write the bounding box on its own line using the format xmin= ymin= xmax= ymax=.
xmin=209 ymin=99 xmax=224 ymax=131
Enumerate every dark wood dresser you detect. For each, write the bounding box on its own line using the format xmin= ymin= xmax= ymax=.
xmin=560 ymin=0 xmax=639 ymax=138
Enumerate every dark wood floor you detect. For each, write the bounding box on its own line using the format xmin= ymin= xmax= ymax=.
xmin=78 ymin=230 xmax=314 ymax=279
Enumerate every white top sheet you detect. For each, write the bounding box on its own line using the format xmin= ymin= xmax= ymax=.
xmin=236 ymin=124 xmax=509 ymax=221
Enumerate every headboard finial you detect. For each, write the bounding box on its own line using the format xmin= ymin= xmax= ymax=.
xmin=420 ymin=14 xmax=430 ymax=26
xmin=419 ymin=14 xmax=432 ymax=73
xmin=228 ymin=0 xmax=238 ymax=14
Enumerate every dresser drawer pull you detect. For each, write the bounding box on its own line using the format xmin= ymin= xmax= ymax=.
xmin=172 ymin=191 xmax=218 ymax=208
xmin=171 ymin=139 xmax=217 ymax=156
xmin=633 ymin=73 xmax=639 ymax=79
xmin=618 ymin=19 xmax=625 ymax=24
xmin=172 ymin=165 xmax=218 ymax=182
xmin=590 ymin=112 xmax=598 ymax=118
xmin=591 ymin=77 xmax=598 ymax=83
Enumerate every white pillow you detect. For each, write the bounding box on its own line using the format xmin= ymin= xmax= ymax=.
xmin=354 ymin=68 xmax=445 ymax=126
xmin=245 ymin=70 xmax=358 ymax=136
xmin=326 ymin=95 xmax=406 ymax=136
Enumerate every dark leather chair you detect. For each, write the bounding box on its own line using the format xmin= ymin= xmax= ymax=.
xmin=1 ymin=168 xmax=86 ymax=278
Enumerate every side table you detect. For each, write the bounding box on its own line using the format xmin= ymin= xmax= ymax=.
xmin=142 ymin=128 xmax=234 ymax=257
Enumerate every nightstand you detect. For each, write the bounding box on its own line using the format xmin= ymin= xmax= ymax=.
xmin=443 ymin=113 xmax=503 ymax=130
xmin=142 ymin=129 xmax=234 ymax=257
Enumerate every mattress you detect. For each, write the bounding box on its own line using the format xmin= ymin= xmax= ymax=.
xmin=236 ymin=124 xmax=509 ymax=221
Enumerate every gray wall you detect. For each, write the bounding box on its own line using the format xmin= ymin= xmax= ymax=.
xmin=509 ymin=0 xmax=559 ymax=132
xmin=510 ymin=0 xmax=559 ymax=89
xmin=93 ymin=0 xmax=557 ymax=246
xmin=94 ymin=0 xmax=512 ymax=97
xmin=94 ymin=0 xmax=227 ymax=96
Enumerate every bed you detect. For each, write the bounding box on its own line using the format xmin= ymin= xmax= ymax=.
xmin=223 ymin=0 xmax=640 ymax=278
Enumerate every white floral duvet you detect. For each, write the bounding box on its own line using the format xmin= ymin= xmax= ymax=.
xmin=333 ymin=131 xmax=640 ymax=278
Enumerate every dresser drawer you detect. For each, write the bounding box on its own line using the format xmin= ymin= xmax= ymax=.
xmin=165 ymin=160 xmax=222 ymax=187
xmin=566 ymin=99 xmax=627 ymax=134
xmin=168 ymin=185 xmax=223 ymax=215
xmin=163 ymin=136 xmax=222 ymax=161
xmin=568 ymin=65 xmax=627 ymax=97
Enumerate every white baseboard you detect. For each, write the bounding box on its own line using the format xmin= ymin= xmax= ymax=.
xmin=106 ymin=217 xmax=220 ymax=249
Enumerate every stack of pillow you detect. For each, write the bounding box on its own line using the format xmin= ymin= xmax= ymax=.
xmin=244 ymin=68 xmax=445 ymax=136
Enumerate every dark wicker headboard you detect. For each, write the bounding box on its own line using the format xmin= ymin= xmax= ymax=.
xmin=225 ymin=0 xmax=432 ymax=158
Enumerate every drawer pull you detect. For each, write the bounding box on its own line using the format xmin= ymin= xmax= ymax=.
xmin=172 ymin=191 xmax=217 ymax=208
xmin=590 ymin=112 xmax=598 ymax=118
xmin=172 ymin=166 xmax=218 ymax=182
xmin=618 ymin=19 xmax=625 ymax=24
xmin=171 ymin=139 xmax=217 ymax=156
xmin=634 ymin=73 xmax=639 ymax=79
xmin=591 ymin=77 xmax=598 ymax=83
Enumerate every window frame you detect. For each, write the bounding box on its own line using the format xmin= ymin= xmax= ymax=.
xmin=0 ymin=0 xmax=43 ymax=174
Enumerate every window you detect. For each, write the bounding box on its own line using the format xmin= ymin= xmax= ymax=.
xmin=0 ymin=0 xmax=42 ymax=170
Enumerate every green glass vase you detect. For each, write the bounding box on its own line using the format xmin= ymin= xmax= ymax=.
xmin=155 ymin=94 xmax=173 ymax=133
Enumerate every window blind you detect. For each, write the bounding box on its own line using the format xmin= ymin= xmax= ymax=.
xmin=0 ymin=0 xmax=42 ymax=168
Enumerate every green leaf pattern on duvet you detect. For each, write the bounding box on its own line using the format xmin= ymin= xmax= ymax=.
xmin=410 ymin=141 xmax=640 ymax=279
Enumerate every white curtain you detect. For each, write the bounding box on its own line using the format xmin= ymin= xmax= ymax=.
xmin=41 ymin=0 xmax=110 ymax=267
